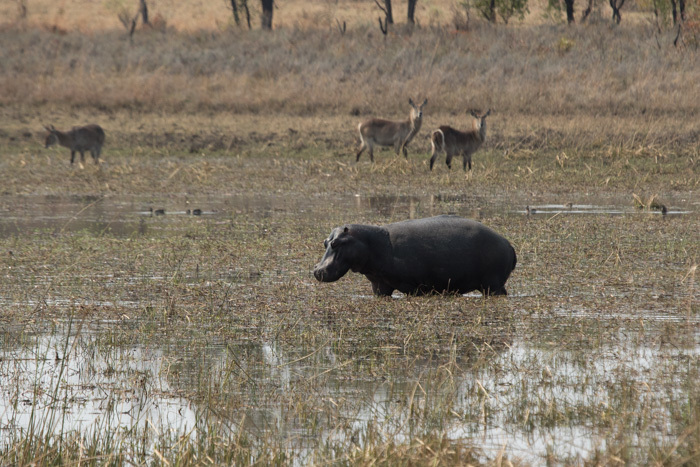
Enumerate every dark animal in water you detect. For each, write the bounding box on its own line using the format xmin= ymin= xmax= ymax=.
xmin=314 ymin=215 xmax=516 ymax=296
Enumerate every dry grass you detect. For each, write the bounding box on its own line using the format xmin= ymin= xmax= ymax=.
xmin=0 ymin=0 xmax=571 ymax=31
xmin=1 ymin=20 xmax=698 ymax=120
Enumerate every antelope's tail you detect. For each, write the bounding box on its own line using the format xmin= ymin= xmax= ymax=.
xmin=430 ymin=129 xmax=445 ymax=153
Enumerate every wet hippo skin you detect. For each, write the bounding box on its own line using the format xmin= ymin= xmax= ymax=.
xmin=314 ymin=215 xmax=517 ymax=296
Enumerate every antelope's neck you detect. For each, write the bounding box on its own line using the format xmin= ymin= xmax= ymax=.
xmin=479 ymin=122 xmax=487 ymax=141
xmin=57 ymin=131 xmax=72 ymax=146
xmin=410 ymin=116 xmax=422 ymax=132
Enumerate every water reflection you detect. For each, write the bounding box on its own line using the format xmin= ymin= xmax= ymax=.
xmin=0 ymin=194 xmax=693 ymax=239
xmin=520 ymin=203 xmax=692 ymax=216
xmin=0 ymin=322 xmax=197 ymax=447
xmin=1 ymin=312 xmax=697 ymax=464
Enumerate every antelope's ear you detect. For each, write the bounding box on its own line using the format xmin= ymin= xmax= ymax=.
xmin=44 ymin=125 xmax=51 ymax=131
xmin=469 ymin=110 xmax=478 ymax=118
xmin=408 ymin=98 xmax=415 ymax=106
xmin=422 ymin=98 xmax=428 ymax=106
xmin=483 ymin=109 xmax=492 ymax=118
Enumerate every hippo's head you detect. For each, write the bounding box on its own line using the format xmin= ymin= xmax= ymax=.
xmin=313 ymin=226 xmax=369 ymax=282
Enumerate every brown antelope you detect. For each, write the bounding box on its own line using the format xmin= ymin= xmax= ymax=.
xmin=429 ymin=109 xmax=491 ymax=171
xmin=356 ymin=98 xmax=427 ymax=162
xmin=44 ymin=124 xmax=105 ymax=165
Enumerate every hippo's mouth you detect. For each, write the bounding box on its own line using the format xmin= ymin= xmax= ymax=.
xmin=313 ymin=266 xmax=342 ymax=282
xmin=313 ymin=259 xmax=350 ymax=283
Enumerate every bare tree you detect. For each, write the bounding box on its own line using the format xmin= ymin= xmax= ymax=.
xmin=581 ymin=0 xmax=594 ymax=21
xmin=241 ymin=0 xmax=252 ymax=28
xmin=670 ymin=0 xmax=686 ymax=24
xmin=407 ymin=0 xmax=418 ymax=23
xmin=564 ymin=0 xmax=575 ymax=22
xmin=229 ymin=0 xmax=240 ymax=25
xmin=375 ymin=0 xmax=394 ymax=25
xmin=227 ymin=0 xmax=252 ymax=28
xmin=609 ymin=0 xmax=624 ymax=23
xmin=139 ymin=0 xmax=149 ymax=25
xmin=679 ymin=0 xmax=686 ymax=21
xmin=261 ymin=0 xmax=273 ymax=29
xmin=379 ymin=16 xmax=388 ymax=34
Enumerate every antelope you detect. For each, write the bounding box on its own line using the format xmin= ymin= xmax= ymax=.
xmin=429 ymin=109 xmax=491 ymax=171
xmin=44 ymin=124 xmax=105 ymax=165
xmin=356 ymin=98 xmax=427 ymax=162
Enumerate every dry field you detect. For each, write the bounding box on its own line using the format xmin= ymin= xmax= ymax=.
xmin=0 ymin=2 xmax=698 ymax=465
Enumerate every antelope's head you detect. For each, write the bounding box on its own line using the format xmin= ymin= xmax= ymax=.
xmin=409 ymin=98 xmax=428 ymax=122
xmin=43 ymin=125 xmax=58 ymax=148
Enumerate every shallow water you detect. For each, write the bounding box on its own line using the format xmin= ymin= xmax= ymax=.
xmin=0 ymin=322 xmax=197 ymax=451
xmin=2 ymin=314 xmax=697 ymax=464
xmin=0 ymin=192 xmax=697 ymax=463
xmin=0 ymin=193 xmax=694 ymax=239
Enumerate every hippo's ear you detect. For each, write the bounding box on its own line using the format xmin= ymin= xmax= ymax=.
xmin=343 ymin=227 xmax=349 ymax=233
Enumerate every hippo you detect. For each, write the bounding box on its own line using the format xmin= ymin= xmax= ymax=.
xmin=313 ymin=215 xmax=517 ymax=296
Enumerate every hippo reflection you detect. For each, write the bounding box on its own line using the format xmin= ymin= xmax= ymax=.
xmin=314 ymin=215 xmax=517 ymax=296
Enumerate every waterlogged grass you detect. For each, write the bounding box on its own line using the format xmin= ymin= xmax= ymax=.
xmin=0 ymin=132 xmax=697 ymax=464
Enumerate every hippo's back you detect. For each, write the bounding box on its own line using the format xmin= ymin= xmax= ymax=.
xmin=385 ymin=215 xmax=508 ymax=248
xmin=384 ymin=215 xmax=516 ymax=295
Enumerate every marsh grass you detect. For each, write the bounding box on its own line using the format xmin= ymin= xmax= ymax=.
xmin=0 ymin=167 xmax=697 ymax=463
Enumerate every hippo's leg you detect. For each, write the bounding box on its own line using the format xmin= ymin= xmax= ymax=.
xmin=71 ymin=151 xmax=76 ymax=164
xmin=482 ymin=285 xmax=507 ymax=296
xmin=371 ymin=281 xmax=394 ymax=297
xmin=445 ymin=153 xmax=453 ymax=170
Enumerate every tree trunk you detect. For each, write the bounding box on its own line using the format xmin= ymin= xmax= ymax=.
xmin=670 ymin=0 xmax=678 ymax=24
xmin=609 ymin=0 xmax=624 ymax=23
xmin=679 ymin=0 xmax=685 ymax=20
xmin=407 ymin=0 xmax=418 ymax=24
xmin=261 ymin=0 xmax=273 ymax=29
xmin=565 ymin=0 xmax=575 ymax=23
xmin=139 ymin=0 xmax=149 ymax=25
xmin=581 ymin=0 xmax=594 ymax=21
xmin=230 ymin=0 xmax=240 ymax=25
xmin=384 ymin=0 xmax=394 ymax=24
xmin=241 ymin=0 xmax=252 ymax=29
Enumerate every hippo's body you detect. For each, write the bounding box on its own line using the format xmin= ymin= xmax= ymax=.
xmin=313 ymin=215 xmax=517 ymax=296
